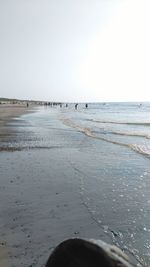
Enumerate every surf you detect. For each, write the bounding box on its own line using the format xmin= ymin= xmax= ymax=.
xmin=59 ymin=114 xmax=150 ymax=158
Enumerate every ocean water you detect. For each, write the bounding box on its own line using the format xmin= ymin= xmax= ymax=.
xmin=3 ymin=102 xmax=150 ymax=156
xmin=1 ymin=102 xmax=150 ymax=266
xmin=60 ymin=102 xmax=150 ymax=158
xmin=59 ymin=102 xmax=150 ymax=266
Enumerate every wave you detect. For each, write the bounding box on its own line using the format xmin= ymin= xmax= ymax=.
xmin=60 ymin=114 xmax=150 ymax=139
xmin=87 ymin=118 xmax=150 ymax=126
xmin=130 ymin=144 xmax=150 ymax=156
xmin=102 ymin=130 xmax=150 ymax=139
xmin=59 ymin=115 xmax=150 ymax=158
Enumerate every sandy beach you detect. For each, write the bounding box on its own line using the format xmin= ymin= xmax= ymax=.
xmin=0 ymin=105 xmax=149 ymax=267
xmin=0 ymin=104 xmax=37 ymax=150
xmin=0 ymin=106 xmax=113 ymax=267
xmin=0 ymin=104 xmax=35 ymax=125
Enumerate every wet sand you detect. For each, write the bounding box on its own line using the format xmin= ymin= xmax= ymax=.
xmin=0 ymin=107 xmax=113 ymax=267
xmin=0 ymin=104 xmax=37 ymax=266
xmin=0 ymin=104 xmax=35 ymax=125
xmin=0 ymin=104 xmax=37 ymax=150
xmin=0 ymin=107 xmax=148 ymax=266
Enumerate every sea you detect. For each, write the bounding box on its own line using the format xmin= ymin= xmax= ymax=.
xmin=59 ymin=101 xmax=150 ymax=266
xmin=1 ymin=102 xmax=150 ymax=266
xmin=60 ymin=102 xmax=150 ymax=158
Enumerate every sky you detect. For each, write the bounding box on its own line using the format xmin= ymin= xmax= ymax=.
xmin=0 ymin=0 xmax=150 ymax=102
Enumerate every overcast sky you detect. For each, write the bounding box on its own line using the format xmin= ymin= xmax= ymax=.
xmin=0 ymin=0 xmax=150 ymax=102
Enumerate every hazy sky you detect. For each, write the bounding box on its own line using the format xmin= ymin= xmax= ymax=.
xmin=0 ymin=0 xmax=150 ymax=102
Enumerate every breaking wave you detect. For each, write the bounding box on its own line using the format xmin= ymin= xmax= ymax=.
xmin=103 ymin=130 xmax=150 ymax=139
xmin=130 ymin=144 xmax=150 ymax=156
xmin=59 ymin=115 xmax=150 ymax=158
xmin=87 ymin=118 xmax=150 ymax=126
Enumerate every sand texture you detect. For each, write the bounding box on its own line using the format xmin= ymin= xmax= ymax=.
xmin=0 ymin=106 xmax=148 ymax=267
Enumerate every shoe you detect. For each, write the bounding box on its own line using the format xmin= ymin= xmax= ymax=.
xmin=45 ymin=238 xmax=133 ymax=267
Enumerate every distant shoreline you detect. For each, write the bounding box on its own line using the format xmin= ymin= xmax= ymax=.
xmin=0 ymin=104 xmax=38 ymax=146
xmin=0 ymin=103 xmax=37 ymax=126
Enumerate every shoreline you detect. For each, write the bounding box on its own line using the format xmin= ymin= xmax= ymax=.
xmin=0 ymin=104 xmax=38 ymax=145
xmin=0 ymin=105 xmax=148 ymax=266
xmin=0 ymin=107 xmax=113 ymax=267
xmin=0 ymin=104 xmax=37 ymax=127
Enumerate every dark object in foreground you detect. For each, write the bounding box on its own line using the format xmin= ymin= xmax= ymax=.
xmin=45 ymin=238 xmax=133 ymax=267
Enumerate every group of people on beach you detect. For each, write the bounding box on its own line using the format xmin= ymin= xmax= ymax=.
xmin=66 ymin=103 xmax=88 ymax=110
xmin=74 ymin=103 xmax=88 ymax=109
xmin=43 ymin=102 xmax=88 ymax=110
xmin=60 ymin=103 xmax=88 ymax=110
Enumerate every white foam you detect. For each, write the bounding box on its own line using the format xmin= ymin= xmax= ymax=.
xmin=130 ymin=144 xmax=150 ymax=156
xmin=59 ymin=114 xmax=150 ymax=158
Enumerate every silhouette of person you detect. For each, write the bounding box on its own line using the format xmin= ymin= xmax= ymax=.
xmin=75 ymin=104 xmax=78 ymax=110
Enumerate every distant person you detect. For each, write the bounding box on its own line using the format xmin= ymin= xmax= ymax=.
xmin=26 ymin=102 xmax=29 ymax=107
xmin=85 ymin=103 xmax=88 ymax=109
xmin=75 ymin=103 xmax=78 ymax=110
xmin=66 ymin=104 xmax=68 ymax=108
